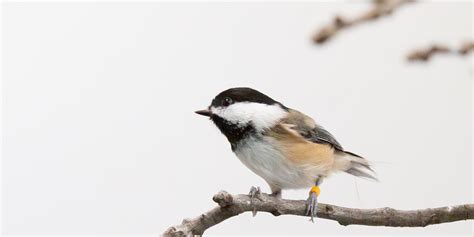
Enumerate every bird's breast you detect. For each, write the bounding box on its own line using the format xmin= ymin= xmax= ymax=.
xmin=233 ymin=135 xmax=317 ymax=189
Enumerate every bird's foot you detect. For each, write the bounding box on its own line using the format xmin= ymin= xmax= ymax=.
xmin=248 ymin=186 xmax=262 ymax=217
xmin=306 ymin=185 xmax=320 ymax=222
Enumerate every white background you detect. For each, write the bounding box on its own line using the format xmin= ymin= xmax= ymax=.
xmin=2 ymin=1 xmax=473 ymax=235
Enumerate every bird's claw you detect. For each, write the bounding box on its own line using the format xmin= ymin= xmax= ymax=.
xmin=306 ymin=188 xmax=319 ymax=222
xmin=248 ymin=186 xmax=262 ymax=217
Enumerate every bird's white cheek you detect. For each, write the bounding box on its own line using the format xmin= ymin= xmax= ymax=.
xmin=210 ymin=106 xmax=250 ymax=126
xmin=211 ymin=103 xmax=287 ymax=131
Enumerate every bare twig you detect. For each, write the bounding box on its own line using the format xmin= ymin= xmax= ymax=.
xmin=163 ymin=191 xmax=474 ymax=236
xmin=407 ymin=41 xmax=474 ymax=62
xmin=313 ymin=0 xmax=413 ymax=44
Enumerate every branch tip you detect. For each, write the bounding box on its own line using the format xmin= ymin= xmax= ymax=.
xmin=313 ymin=0 xmax=413 ymax=44
xmin=407 ymin=41 xmax=474 ymax=62
xmin=213 ymin=191 xmax=234 ymax=207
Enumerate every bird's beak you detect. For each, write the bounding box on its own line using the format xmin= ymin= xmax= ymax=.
xmin=195 ymin=109 xmax=212 ymax=117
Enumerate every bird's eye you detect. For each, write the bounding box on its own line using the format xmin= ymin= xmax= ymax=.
xmin=222 ymin=97 xmax=233 ymax=106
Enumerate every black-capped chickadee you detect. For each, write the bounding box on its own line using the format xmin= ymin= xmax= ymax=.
xmin=196 ymin=87 xmax=376 ymax=221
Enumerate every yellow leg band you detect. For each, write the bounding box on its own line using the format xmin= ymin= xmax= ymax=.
xmin=310 ymin=186 xmax=320 ymax=196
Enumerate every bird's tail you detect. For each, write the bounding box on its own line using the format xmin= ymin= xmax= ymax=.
xmin=333 ymin=151 xmax=378 ymax=181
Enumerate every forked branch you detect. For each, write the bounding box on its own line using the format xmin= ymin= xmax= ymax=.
xmin=163 ymin=191 xmax=474 ymax=236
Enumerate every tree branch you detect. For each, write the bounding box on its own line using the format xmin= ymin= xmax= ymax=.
xmin=313 ymin=0 xmax=413 ymax=44
xmin=163 ymin=191 xmax=474 ymax=236
xmin=407 ymin=41 xmax=474 ymax=62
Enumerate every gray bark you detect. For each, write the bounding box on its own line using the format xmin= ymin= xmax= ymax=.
xmin=163 ymin=191 xmax=474 ymax=236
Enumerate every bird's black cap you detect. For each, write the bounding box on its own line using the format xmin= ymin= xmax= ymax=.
xmin=210 ymin=87 xmax=286 ymax=109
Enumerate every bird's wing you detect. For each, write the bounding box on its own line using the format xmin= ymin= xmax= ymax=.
xmin=278 ymin=109 xmax=375 ymax=180
xmin=280 ymin=109 xmax=344 ymax=151
xmin=307 ymin=124 xmax=344 ymax=151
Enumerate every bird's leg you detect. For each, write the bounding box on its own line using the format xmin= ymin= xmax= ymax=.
xmin=269 ymin=184 xmax=282 ymax=199
xmin=248 ymin=186 xmax=262 ymax=217
xmin=306 ymin=177 xmax=322 ymax=222
xmin=270 ymin=189 xmax=282 ymax=198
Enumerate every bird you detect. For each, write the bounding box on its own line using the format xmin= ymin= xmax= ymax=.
xmin=195 ymin=87 xmax=376 ymax=221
